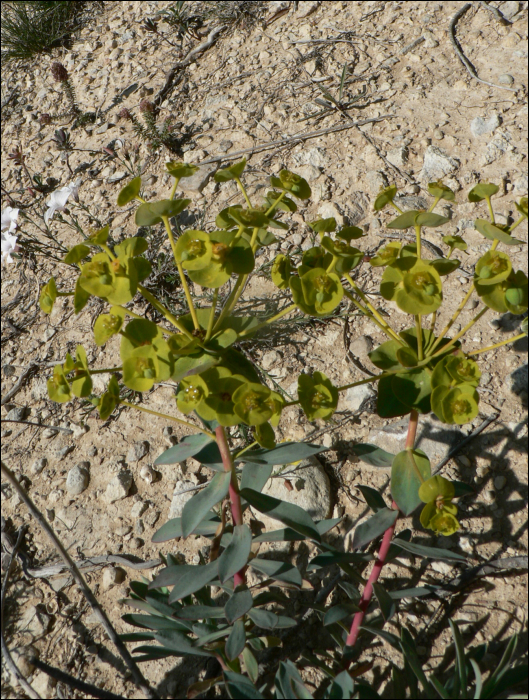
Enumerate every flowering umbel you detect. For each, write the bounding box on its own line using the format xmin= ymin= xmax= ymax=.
xmin=418 ymin=475 xmax=459 ymax=536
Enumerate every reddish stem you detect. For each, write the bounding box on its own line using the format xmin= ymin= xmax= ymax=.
xmin=215 ymin=425 xmax=246 ymax=587
xmin=343 ymin=409 xmax=419 ymax=666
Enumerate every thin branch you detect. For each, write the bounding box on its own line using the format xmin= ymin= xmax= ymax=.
xmin=433 ymin=413 xmax=500 ymax=472
xmin=1 ymin=361 xmax=39 ymax=405
xmin=29 ymin=658 xmax=126 ymax=700
xmin=0 ymin=461 xmax=159 ymax=700
xmin=1 ymin=420 xmax=73 ymax=435
xmin=1 ymin=525 xmax=42 ymax=699
xmin=449 ymin=3 xmax=517 ymax=93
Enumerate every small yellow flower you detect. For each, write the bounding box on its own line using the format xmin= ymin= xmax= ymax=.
xmin=418 ymin=475 xmax=460 ymax=536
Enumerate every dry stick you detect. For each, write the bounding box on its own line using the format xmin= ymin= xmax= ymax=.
xmin=1 ymin=525 xmax=42 ymax=700
xmin=29 ymin=658 xmax=126 ymax=700
xmin=196 ymin=116 xmax=393 ymax=166
xmin=0 ymin=462 xmax=159 ymax=700
xmin=1 ymin=419 xmax=73 ymax=435
xmin=449 ymin=3 xmax=518 ymax=93
xmin=433 ymin=412 xmax=499 ymax=472
xmin=1 ymin=361 xmax=39 ymax=405
xmin=153 ymin=25 xmax=226 ymax=112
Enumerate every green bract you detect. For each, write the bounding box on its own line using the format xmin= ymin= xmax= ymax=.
xmin=78 ymin=251 xmax=138 ymax=305
xmin=39 ymin=277 xmax=58 ymax=314
xmin=442 ymin=234 xmax=467 ymax=253
xmin=184 ymin=230 xmax=254 ymax=288
xmin=418 ymin=475 xmax=459 ymax=535
xmin=473 ymin=219 xmax=523 ymax=246
xmin=176 ymin=374 xmax=209 ymax=414
xmin=308 ymin=217 xmax=336 ymax=233
xmin=214 ymin=157 xmax=247 ymax=182
xmin=373 ymin=184 xmax=397 ymax=211
xmin=122 ymin=345 xmax=160 ymax=392
xmin=298 ymin=371 xmax=338 ymax=421
xmin=175 ymin=230 xmax=212 ymax=270
xmin=98 ymin=375 xmax=120 ymax=420
xmin=515 ymin=195 xmax=528 ymax=219
xmin=70 ymin=345 xmax=92 ymax=398
xmin=135 ymin=198 xmax=190 ymax=227
xmin=427 ymin=181 xmax=455 ymax=201
xmin=336 ymin=225 xmax=364 ymax=241
xmin=120 ymin=318 xmax=173 ymax=382
xmin=164 ymin=161 xmax=199 ymax=179
xmin=93 ymin=306 xmax=126 ymax=346
xmin=271 ymin=254 xmax=291 ymax=289
xmin=369 ymin=242 xmax=401 ymax=267
xmin=380 ymin=258 xmax=443 ymax=314
xmin=320 ymin=236 xmax=363 ymax=274
xmin=475 ymin=250 xmax=512 ymax=285
xmin=270 ymin=169 xmax=311 ymax=200
xmin=387 ymin=210 xmax=449 ymax=229
xmin=199 ymin=367 xmax=247 ymax=426
xmin=232 ymin=383 xmax=284 ymax=427
xmin=47 ymin=363 xmax=71 ymax=403
xmin=475 ymin=268 xmax=528 ymax=314
xmin=117 ymin=176 xmax=142 ymax=206
xmin=263 ymin=190 xmax=297 ymax=213
xmin=63 ymin=243 xmax=90 ymax=264
xmin=431 ymin=384 xmax=479 ymax=425
xmin=86 ymin=225 xmax=109 ymax=246
xmin=431 ymin=351 xmax=481 ymax=390
xmin=468 ymin=182 xmax=499 ymax=202
xmin=291 ymin=267 xmax=343 ymax=316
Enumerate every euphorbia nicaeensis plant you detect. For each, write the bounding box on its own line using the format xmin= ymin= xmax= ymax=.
xmin=41 ymin=159 xmax=527 ymax=697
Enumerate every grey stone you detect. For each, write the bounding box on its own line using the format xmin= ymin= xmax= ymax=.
xmin=503 ymin=364 xmax=528 ymax=397
xmin=387 ymin=146 xmax=408 ymax=168
xmin=126 ymin=440 xmax=150 ymax=463
xmin=348 ymin=335 xmax=374 ymax=361
xmin=513 ymin=173 xmax=528 ymax=193
xmin=499 ymin=74 xmax=514 ymax=85
xmin=66 ymin=463 xmax=90 ymax=495
xmin=31 ymin=457 xmax=47 ymax=475
xmin=6 ymin=406 xmax=28 ymax=421
xmin=11 ymin=646 xmax=38 ymax=680
xmin=55 ymin=445 xmax=74 ymax=460
xmin=420 ymin=146 xmax=459 ymax=182
xmin=470 ymin=114 xmax=500 ymax=137
xmin=318 ymin=201 xmax=345 ymax=226
xmin=259 ymin=457 xmax=332 ymax=533
xmin=3 ymin=365 xmax=16 ymax=377
xmin=366 ymin=170 xmax=389 ymax=195
xmin=104 ymin=470 xmax=132 ymax=503
xmin=130 ymin=500 xmax=148 ymax=519
xmin=19 ymin=605 xmax=51 ymax=637
xmin=261 ymin=350 xmax=280 ymax=371
xmin=367 ymin=415 xmax=465 ymax=467
xmin=102 ymin=567 xmax=126 ymax=591
xmin=394 ymin=195 xmax=428 ymax=210
xmin=342 ymin=383 xmax=376 ymax=412
xmin=143 ymin=509 xmax=160 ymax=528
xmin=71 ymin=423 xmax=89 ymax=439
xmin=178 ymin=163 xmax=217 ymax=194
xmin=107 ymin=171 xmax=127 ymax=183
xmin=481 ymin=129 xmax=515 ymax=166
xmin=501 ymin=1 xmax=520 ymax=20
xmin=494 ymin=475 xmax=507 ymax=490
xmin=87 ymin=445 xmax=98 ymax=457
xmin=115 ymin=525 xmax=132 ymax=536
xmin=292 ymin=146 xmax=328 ymax=169
xmin=217 ymin=139 xmax=233 ymax=153
xmin=168 ymin=480 xmax=197 ymax=519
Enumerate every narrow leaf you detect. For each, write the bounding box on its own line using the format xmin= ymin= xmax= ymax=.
xmin=152 ymin=513 xmax=220 ymax=542
xmin=390 ymin=538 xmax=466 ymax=562
xmin=150 ymin=562 xmax=218 ymax=602
xmin=224 ymin=671 xmax=264 ymax=699
xmin=328 ymin=670 xmax=355 ymax=699
xmin=240 ymin=463 xmax=273 ymax=493
xmin=154 ymin=433 xmax=215 ymax=464
xmin=372 ymin=583 xmax=396 ymax=621
xmin=218 ymin=525 xmax=252 ymax=583
xmin=351 ymin=508 xmax=398 ymax=550
xmin=153 ymin=629 xmax=214 ymax=657
xmin=226 ymin=619 xmax=246 ymax=661
xmin=249 ymin=558 xmax=302 ymax=586
xmin=240 ymin=442 xmax=328 ymax=466
xmin=240 ymin=488 xmax=321 ymax=541
xmin=181 ymin=472 xmax=231 ymax=537
xmin=356 ymin=485 xmax=387 ymax=512
xmin=323 ymin=603 xmax=360 ymax=626
xmin=225 ymin=589 xmax=253 ymax=624
xmin=242 ymin=646 xmax=259 ymax=684
xmin=351 ymin=444 xmax=395 ymax=468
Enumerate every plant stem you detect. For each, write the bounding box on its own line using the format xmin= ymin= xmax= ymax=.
xmin=120 ymin=401 xmax=216 ymax=439
xmin=234 ymin=176 xmax=252 ymax=208
xmin=468 ymin=332 xmax=526 ymax=356
xmin=428 ymin=195 xmax=442 ymax=213
xmin=212 ymin=274 xmax=247 ymax=334
xmin=508 ymin=215 xmax=525 ymax=233
xmin=343 ymin=501 xmax=399 ymax=660
xmin=428 ymin=284 xmax=475 ymax=354
xmin=406 ymin=409 xmax=419 ymax=449
xmin=485 ymin=195 xmax=495 ymax=224
xmin=429 ymin=307 xmax=489 ymax=360
xmin=169 ymin=177 xmax=181 ymax=200
xmin=205 ymin=289 xmax=219 ymax=342
xmin=137 ymin=284 xmax=195 ymax=341
xmin=90 ymin=367 xmax=123 ymax=374
xmin=343 ymin=283 xmax=404 ymax=346
xmin=265 ymin=190 xmax=286 ymax=216
xmin=390 ymin=201 xmax=404 ymax=214
xmin=415 ymin=315 xmax=423 ymax=361
xmin=215 ymin=426 xmax=246 ymax=587
xmin=161 ymin=215 xmax=200 ymax=331
xmin=415 ymin=224 xmax=422 ymax=259
xmin=238 ymin=304 xmax=297 ymax=337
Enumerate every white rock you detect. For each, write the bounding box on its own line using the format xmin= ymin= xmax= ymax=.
xmin=431 ymin=561 xmax=454 ymax=575
xmin=387 ymin=146 xmax=408 ymax=168
xmin=31 ymin=457 xmax=47 ymax=475
xmin=102 ymin=567 xmax=126 ymax=591
xmin=19 ymin=605 xmax=50 ymax=637
xmin=130 ymin=500 xmax=148 ymax=519
xmin=104 ymin=470 xmax=132 ymax=503
xmin=261 ymin=350 xmax=280 ymax=371
xmin=366 ymin=170 xmax=388 ymax=195
xmin=292 ymin=146 xmax=328 ymax=169
xmin=140 ymin=464 xmax=157 ymax=484
xmin=349 ymin=335 xmax=374 ymax=361
xmin=367 ymin=415 xmax=464 ymax=467
xmin=66 ymin=463 xmax=90 ymax=495
xmin=126 ymin=440 xmax=149 ymax=463
xmin=178 ymin=164 xmax=217 ymax=194
xmin=342 ymin=383 xmax=376 ymax=412
xmin=481 ymin=129 xmax=515 ymax=165
xmin=71 ymin=423 xmax=89 ymax=439
xmin=10 ymin=646 xmax=38 ymax=683
xmin=420 ymin=145 xmax=459 ymax=182
xmin=31 ymin=671 xmax=57 ymax=699
xmin=259 ymin=457 xmax=332 ymax=533
xmin=168 ymin=480 xmax=197 ymax=519
xmin=317 ymin=201 xmax=345 ymax=226
xmin=470 ymin=114 xmax=500 ymax=137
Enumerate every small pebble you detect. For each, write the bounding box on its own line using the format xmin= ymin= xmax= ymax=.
xmin=489 ymin=319 xmax=502 ymax=330
xmin=115 ymin=525 xmax=132 ymax=537
xmin=6 ymin=406 xmax=28 ymax=421
xmin=433 ymin=129 xmax=444 ymax=140
xmin=55 ymin=445 xmax=74 ymax=460
xmin=42 ymin=428 xmax=59 ymax=439
xmin=498 ymin=74 xmax=514 ymax=85
xmin=31 ymin=457 xmax=48 ymax=475
xmin=87 ymin=445 xmax=98 ymax=457
xmin=130 ymin=537 xmax=143 ymax=549
xmin=102 ymin=567 xmax=126 ymax=591
xmin=3 ymin=365 xmax=16 ymax=377
xmin=493 ymin=475 xmax=507 ymax=490
xmin=457 ymin=455 xmax=471 ymax=468
xmin=66 ymin=463 xmax=90 ymax=495
xmin=126 ymin=440 xmax=150 ymax=463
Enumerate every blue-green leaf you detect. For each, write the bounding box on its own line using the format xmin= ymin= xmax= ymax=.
xmin=240 ymin=442 xmax=328 ymax=466
xmin=154 ymin=433 xmax=215 ymax=465
xmin=152 ymin=629 xmax=214 ymax=657
xmin=225 ymin=589 xmax=253 ymax=624
xmin=240 ymin=488 xmax=321 ymax=541
xmin=218 ymin=525 xmax=252 ymax=583
xmin=181 ymin=472 xmax=231 ymax=537
xmin=249 ymin=558 xmax=302 ymax=587
xmin=351 ymin=444 xmax=395 ymax=468
xmin=224 ymin=671 xmax=264 ymax=699
xmin=226 ymin=619 xmax=246 ymax=661
xmin=351 ymin=508 xmax=398 ymax=550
